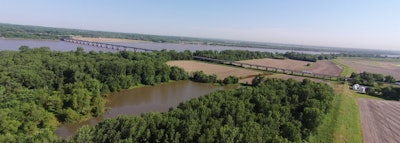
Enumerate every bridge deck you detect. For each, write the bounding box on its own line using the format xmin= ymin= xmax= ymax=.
xmin=61 ymin=38 xmax=156 ymax=52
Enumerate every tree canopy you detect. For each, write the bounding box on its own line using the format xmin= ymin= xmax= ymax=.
xmin=68 ymin=78 xmax=335 ymax=143
xmin=0 ymin=47 xmax=188 ymax=142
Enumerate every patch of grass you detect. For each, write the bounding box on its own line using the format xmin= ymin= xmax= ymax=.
xmin=332 ymin=59 xmax=355 ymax=77
xmin=352 ymin=92 xmax=383 ymax=100
xmin=309 ymin=83 xmax=363 ymax=143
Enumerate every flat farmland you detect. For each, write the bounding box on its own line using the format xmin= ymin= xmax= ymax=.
xmin=358 ymin=98 xmax=400 ymax=143
xmin=338 ymin=58 xmax=400 ymax=79
xmin=167 ymin=60 xmax=263 ymax=83
xmin=238 ymin=58 xmax=342 ymax=76
xmin=238 ymin=58 xmax=309 ymax=71
xmin=267 ymin=74 xmax=325 ymax=83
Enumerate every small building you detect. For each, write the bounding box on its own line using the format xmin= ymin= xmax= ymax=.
xmin=352 ymin=84 xmax=367 ymax=93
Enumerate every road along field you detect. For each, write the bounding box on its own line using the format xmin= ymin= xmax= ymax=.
xmin=237 ymin=58 xmax=342 ymax=76
xmin=338 ymin=58 xmax=400 ymax=80
xmin=357 ymin=98 xmax=400 ymax=143
xmin=167 ymin=60 xmax=264 ymax=83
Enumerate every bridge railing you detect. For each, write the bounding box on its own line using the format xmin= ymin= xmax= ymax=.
xmin=61 ymin=38 xmax=156 ymax=52
xmin=193 ymin=56 xmax=346 ymax=81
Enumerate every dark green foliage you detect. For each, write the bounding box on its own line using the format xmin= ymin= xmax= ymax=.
xmin=284 ymin=52 xmax=336 ymax=62
xmin=190 ymin=71 xmax=238 ymax=85
xmin=191 ymin=71 xmax=217 ymax=83
xmin=223 ymin=76 xmax=239 ymax=85
xmin=194 ymin=50 xmax=283 ymax=61
xmin=384 ymin=75 xmax=396 ymax=83
xmin=251 ymin=74 xmax=265 ymax=86
xmin=350 ymin=72 xmax=400 ymax=100
xmin=0 ymin=47 xmax=189 ymax=141
xmin=350 ymin=71 xmax=396 ymax=86
xmin=194 ymin=50 xmax=336 ymax=62
xmin=69 ymin=78 xmax=335 ymax=143
xmin=170 ymin=66 xmax=189 ymax=81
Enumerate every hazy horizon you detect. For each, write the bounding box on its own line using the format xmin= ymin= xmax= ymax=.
xmin=1 ymin=0 xmax=399 ymax=51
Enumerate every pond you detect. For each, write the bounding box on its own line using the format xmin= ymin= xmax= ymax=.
xmin=55 ymin=80 xmax=237 ymax=138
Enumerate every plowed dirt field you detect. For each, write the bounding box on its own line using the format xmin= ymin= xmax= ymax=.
xmin=358 ymin=98 xmax=400 ymax=143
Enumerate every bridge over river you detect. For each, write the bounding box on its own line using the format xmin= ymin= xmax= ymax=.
xmin=61 ymin=38 xmax=345 ymax=81
xmin=193 ymin=56 xmax=346 ymax=81
xmin=61 ymin=38 xmax=156 ymax=52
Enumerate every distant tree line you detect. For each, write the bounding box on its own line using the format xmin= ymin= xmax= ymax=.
xmin=283 ymin=52 xmax=337 ymax=62
xmin=350 ymin=71 xmax=396 ymax=86
xmin=194 ymin=50 xmax=337 ymax=62
xmin=68 ymin=78 xmax=334 ymax=143
xmin=0 ymin=47 xmax=189 ymax=142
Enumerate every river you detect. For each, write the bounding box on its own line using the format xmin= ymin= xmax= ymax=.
xmin=0 ymin=38 xmax=338 ymax=54
xmin=55 ymin=80 xmax=237 ymax=138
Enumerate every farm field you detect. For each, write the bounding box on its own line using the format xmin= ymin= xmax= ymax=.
xmin=357 ymin=98 xmax=400 ymax=143
xmin=338 ymin=57 xmax=400 ymax=79
xmin=167 ymin=60 xmax=263 ymax=83
xmin=267 ymin=74 xmax=324 ymax=83
xmin=238 ymin=58 xmax=342 ymax=76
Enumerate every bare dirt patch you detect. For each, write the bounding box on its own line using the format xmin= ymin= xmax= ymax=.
xmin=238 ymin=58 xmax=342 ymax=76
xmin=238 ymin=58 xmax=310 ymax=71
xmin=308 ymin=60 xmax=342 ymax=76
xmin=339 ymin=58 xmax=400 ymax=80
xmin=72 ymin=36 xmax=147 ymax=43
xmin=267 ymin=74 xmax=325 ymax=83
xmin=167 ymin=61 xmax=263 ymax=83
xmin=357 ymin=98 xmax=400 ymax=143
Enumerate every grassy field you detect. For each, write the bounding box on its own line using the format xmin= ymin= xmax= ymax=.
xmin=332 ymin=59 xmax=354 ymax=77
xmin=309 ymin=59 xmax=367 ymax=143
xmin=309 ymin=59 xmax=390 ymax=143
xmin=309 ymin=83 xmax=363 ymax=143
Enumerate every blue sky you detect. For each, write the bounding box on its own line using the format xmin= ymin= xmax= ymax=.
xmin=0 ymin=0 xmax=399 ymax=50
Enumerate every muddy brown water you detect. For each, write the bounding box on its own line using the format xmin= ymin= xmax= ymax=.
xmin=55 ymin=80 xmax=237 ymax=138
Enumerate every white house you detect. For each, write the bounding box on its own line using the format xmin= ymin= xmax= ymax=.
xmin=352 ymin=84 xmax=367 ymax=93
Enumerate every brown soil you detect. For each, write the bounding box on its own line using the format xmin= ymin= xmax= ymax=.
xmin=166 ymin=61 xmax=263 ymax=83
xmin=267 ymin=74 xmax=325 ymax=83
xmin=339 ymin=58 xmax=400 ymax=80
xmin=238 ymin=58 xmax=310 ymax=71
xmin=308 ymin=60 xmax=342 ymax=76
xmin=358 ymin=98 xmax=400 ymax=143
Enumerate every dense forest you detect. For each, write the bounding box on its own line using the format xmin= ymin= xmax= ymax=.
xmin=0 ymin=47 xmax=189 ymax=142
xmin=2 ymin=23 xmax=400 ymax=56
xmin=194 ymin=50 xmax=336 ymax=62
xmin=350 ymin=72 xmax=400 ymax=100
xmin=68 ymin=78 xmax=334 ymax=143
